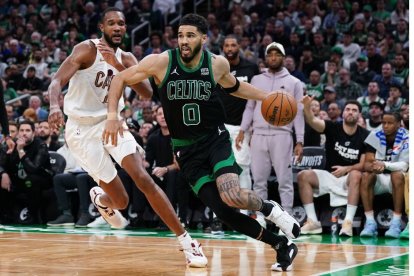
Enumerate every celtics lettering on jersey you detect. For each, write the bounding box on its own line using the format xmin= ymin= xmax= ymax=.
xmin=166 ymin=79 xmax=212 ymax=101
xmin=158 ymin=49 xmax=226 ymax=139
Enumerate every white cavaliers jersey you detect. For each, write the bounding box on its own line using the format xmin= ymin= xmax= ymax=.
xmin=64 ymin=39 xmax=125 ymax=118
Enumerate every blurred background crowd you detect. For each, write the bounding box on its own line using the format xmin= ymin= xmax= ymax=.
xmin=0 ymin=0 xmax=409 ymax=233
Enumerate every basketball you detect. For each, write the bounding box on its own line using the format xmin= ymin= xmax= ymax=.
xmin=261 ymin=92 xmax=297 ymax=126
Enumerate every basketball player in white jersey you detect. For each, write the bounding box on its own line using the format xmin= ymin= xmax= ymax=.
xmin=47 ymin=8 xmax=207 ymax=268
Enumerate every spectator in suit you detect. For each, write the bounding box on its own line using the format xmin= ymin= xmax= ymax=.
xmin=0 ymin=120 xmax=53 ymax=223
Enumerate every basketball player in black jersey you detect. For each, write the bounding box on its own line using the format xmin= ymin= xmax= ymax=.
xmin=103 ymin=14 xmax=299 ymax=271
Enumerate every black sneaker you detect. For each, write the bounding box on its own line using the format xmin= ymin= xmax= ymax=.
xmin=75 ymin=214 xmax=92 ymax=228
xmin=271 ymin=237 xmax=298 ymax=271
xmin=211 ymin=218 xmax=224 ymax=235
xmin=47 ymin=214 xmax=74 ymax=226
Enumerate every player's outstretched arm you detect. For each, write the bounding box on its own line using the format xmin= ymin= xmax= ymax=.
xmin=48 ymin=42 xmax=93 ymax=130
xmin=104 ymin=54 xmax=163 ymax=146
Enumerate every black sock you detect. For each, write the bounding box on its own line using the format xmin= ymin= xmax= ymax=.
xmin=260 ymin=200 xmax=273 ymax=217
xmin=260 ymin=228 xmax=286 ymax=247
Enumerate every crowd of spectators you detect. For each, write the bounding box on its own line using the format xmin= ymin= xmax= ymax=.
xmin=0 ymin=0 xmax=409 ymax=233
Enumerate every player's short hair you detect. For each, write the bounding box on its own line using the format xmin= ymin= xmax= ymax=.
xmin=344 ymin=100 xmax=362 ymax=113
xmin=383 ymin=111 xmax=402 ymax=122
xmin=224 ymin=34 xmax=241 ymax=44
xmin=101 ymin=7 xmax=123 ymax=22
xmin=179 ymin=14 xmax=208 ymax=34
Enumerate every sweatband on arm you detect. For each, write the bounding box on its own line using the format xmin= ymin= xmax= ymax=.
xmin=221 ymin=78 xmax=240 ymax=94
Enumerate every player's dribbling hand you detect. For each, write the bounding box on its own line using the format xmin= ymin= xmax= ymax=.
xmin=103 ymin=119 xmax=124 ymax=146
xmin=97 ymin=41 xmax=118 ymax=67
xmin=48 ymin=107 xmax=65 ymax=131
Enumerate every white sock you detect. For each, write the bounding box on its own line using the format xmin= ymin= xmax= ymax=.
xmin=392 ymin=213 xmax=402 ymax=223
xmin=304 ymin=203 xmax=318 ymax=222
xmin=94 ymin=194 xmax=107 ymax=208
xmin=178 ymin=231 xmax=192 ymax=248
xmin=344 ymin=204 xmax=358 ymax=222
xmin=365 ymin=211 xmax=375 ymax=222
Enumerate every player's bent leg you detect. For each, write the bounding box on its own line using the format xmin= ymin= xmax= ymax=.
xmin=198 ymin=182 xmax=298 ymax=271
xmin=216 ymin=173 xmax=300 ymax=239
xmin=90 ymin=178 xmax=129 ymax=229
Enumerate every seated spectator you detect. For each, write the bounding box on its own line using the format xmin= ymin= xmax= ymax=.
xmin=306 ymin=70 xmax=324 ymax=102
xmin=366 ymin=102 xmax=384 ymax=132
xmin=366 ymin=43 xmax=384 ymax=74
xmin=392 ymin=53 xmax=409 ymax=90
xmin=320 ymin=60 xmax=339 ymax=86
xmin=284 ymin=55 xmax=305 ymax=83
xmin=360 ymin=112 xmax=409 ymax=238
xmin=327 ymin=102 xmax=342 ymax=122
xmin=144 ymin=31 xmax=167 ymax=56
xmin=385 ymin=83 xmax=406 ymax=113
xmin=4 ymin=64 xmax=23 ymax=91
xmin=325 ymin=46 xmax=350 ymax=71
xmin=372 ymin=63 xmax=402 ymax=100
xmin=334 ymin=68 xmax=362 ymax=100
xmin=37 ymin=120 xmax=62 ymax=151
xmin=350 ymin=54 xmax=376 ymax=92
xmin=311 ymin=31 xmax=331 ymax=65
xmin=298 ymin=45 xmax=321 ymax=81
xmin=29 ymin=95 xmax=48 ymax=121
xmin=144 ymin=106 xmax=179 ymax=228
xmin=320 ymin=86 xmax=345 ymax=112
xmin=298 ymin=98 xmax=369 ymax=236
xmin=47 ymin=143 xmax=96 ymax=227
xmin=17 ymin=66 xmax=43 ymax=96
xmin=2 ymin=39 xmax=26 ymax=71
xmin=357 ymin=81 xmax=385 ymax=118
xmin=336 ymin=31 xmax=361 ymax=65
xmin=24 ymin=49 xmax=50 ymax=82
xmin=0 ymin=120 xmax=53 ymax=223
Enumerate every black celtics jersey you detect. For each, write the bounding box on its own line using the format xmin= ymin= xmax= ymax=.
xmin=157 ymin=48 xmax=226 ymax=139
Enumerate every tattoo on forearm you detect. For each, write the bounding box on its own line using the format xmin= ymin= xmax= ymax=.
xmin=247 ymin=192 xmax=262 ymax=210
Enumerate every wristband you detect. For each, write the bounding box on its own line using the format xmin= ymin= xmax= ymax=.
xmin=107 ymin=112 xmax=118 ymax=120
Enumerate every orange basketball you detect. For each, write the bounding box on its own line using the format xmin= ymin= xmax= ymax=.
xmin=261 ymin=92 xmax=297 ymax=126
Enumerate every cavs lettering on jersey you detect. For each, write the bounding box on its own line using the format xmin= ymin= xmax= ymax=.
xmin=158 ymin=49 xmax=226 ymax=139
xmin=64 ymin=39 xmax=125 ymax=118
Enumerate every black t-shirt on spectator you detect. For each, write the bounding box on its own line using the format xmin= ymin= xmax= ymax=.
xmin=217 ymin=58 xmax=260 ymax=125
xmin=322 ymin=120 xmax=370 ymax=172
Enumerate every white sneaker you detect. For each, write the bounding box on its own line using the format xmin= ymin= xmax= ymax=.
xmin=301 ymin=219 xmax=322 ymax=234
xmin=255 ymin=212 xmax=267 ymax=229
xmin=339 ymin=219 xmax=353 ymax=237
xmin=265 ymin=201 xmax=300 ymax=239
xmin=181 ymin=239 xmax=208 ymax=268
xmin=89 ymin=187 xmax=128 ymax=229
xmin=87 ymin=216 xmax=109 ymax=228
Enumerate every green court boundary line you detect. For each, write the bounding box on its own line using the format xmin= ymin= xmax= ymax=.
xmin=315 ymin=252 xmax=409 ymax=276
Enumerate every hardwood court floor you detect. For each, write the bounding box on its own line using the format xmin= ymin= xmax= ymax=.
xmin=0 ymin=225 xmax=409 ymax=275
